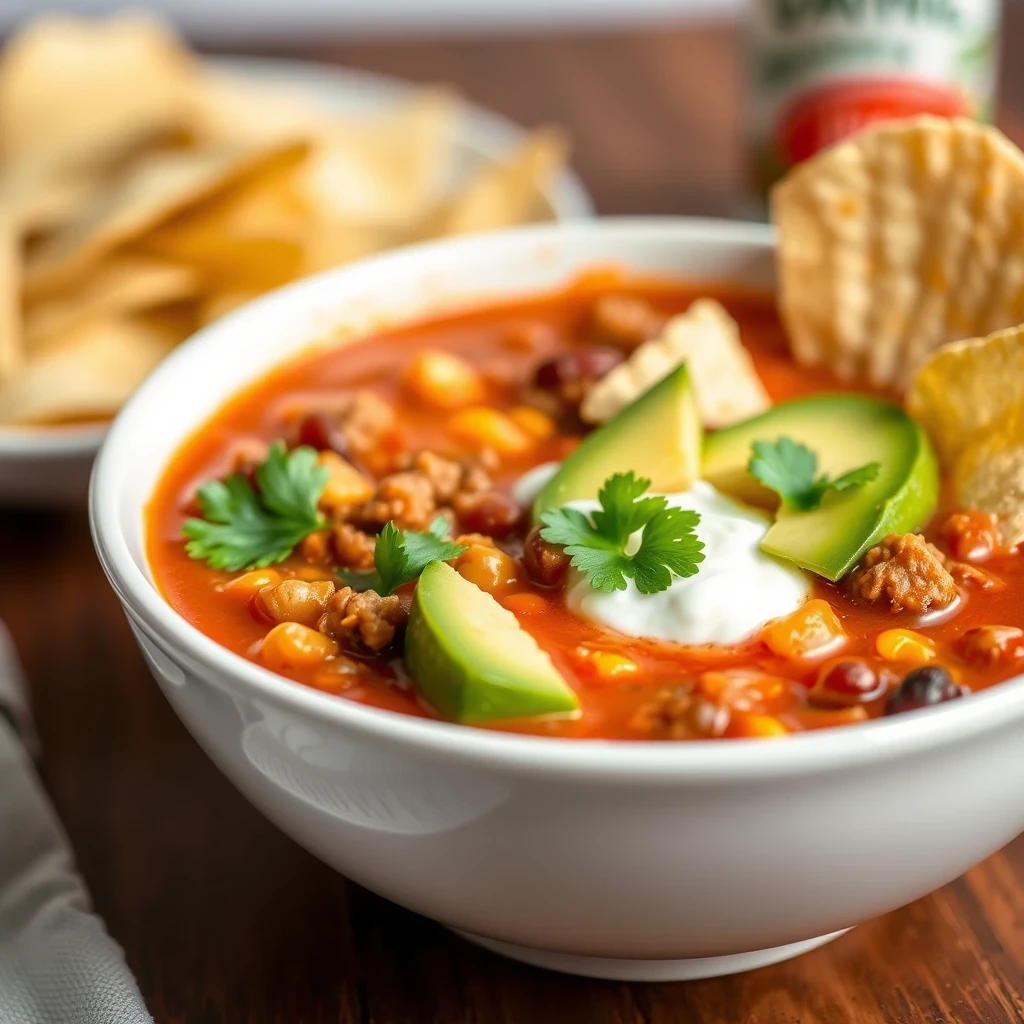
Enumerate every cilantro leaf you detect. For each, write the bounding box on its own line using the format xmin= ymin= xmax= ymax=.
xmin=591 ymin=471 xmax=667 ymax=542
xmin=539 ymin=472 xmax=704 ymax=594
xmin=631 ymin=506 xmax=705 ymax=595
xmin=339 ymin=516 xmax=466 ymax=596
xmin=748 ymin=437 xmax=880 ymax=512
xmin=183 ymin=441 xmax=328 ymax=571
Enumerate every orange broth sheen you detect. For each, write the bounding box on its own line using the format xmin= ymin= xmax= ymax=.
xmin=147 ymin=281 xmax=1024 ymax=740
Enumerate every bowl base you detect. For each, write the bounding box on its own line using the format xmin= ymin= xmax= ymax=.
xmin=452 ymin=927 xmax=851 ymax=981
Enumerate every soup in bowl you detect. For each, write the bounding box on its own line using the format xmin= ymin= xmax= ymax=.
xmin=91 ymin=214 xmax=1024 ymax=980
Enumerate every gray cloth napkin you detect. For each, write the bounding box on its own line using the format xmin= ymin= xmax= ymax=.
xmin=0 ymin=625 xmax=153 ymax=1024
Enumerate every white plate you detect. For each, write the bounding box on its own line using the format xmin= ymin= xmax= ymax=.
xmin=0 ymin=56 xmax=593 ymax=507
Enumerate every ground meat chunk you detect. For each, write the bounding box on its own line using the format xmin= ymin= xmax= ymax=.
xmin=589 ymin=295 xmax=668 ymax=350
xmin=628 ymin=685 xmax=729 ymax=740
xmin=332 ymin=523 xmax=376 ymax=570
xmin=358 ymin=471 xmax=437 ymax=531
xmin=945 ymin=558 xmax=1001 ymax=591
xmin=939 ymin=510 xmax=1001 ymax=562
xmin=298 ymin=529 xmax=331 ymax=564
xmin=850 ymin=534 xmax=957 ymax=613
xmin=338 ymin=391 xmax=395 ymax=457
xmin=409 ymin=451 xmax=463 ymax=504
xmin=318 ymin=587 xmax=407 ymax=652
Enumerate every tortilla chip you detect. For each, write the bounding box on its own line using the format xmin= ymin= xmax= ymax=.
xmin=25 ymin=255 xmax=199 ymax=347
xmin=438 ymin=128 xmax=566 ymax=235
xmin=187 ymin=67 xmax=337 ymax=147
xmin=771 ymin=117 xmax=1024 ymax=389
xmin=299 ymin=91 xmax=458 ymax=228
xmin=906 ymin=324 xmax=1024 ymax=466
xmin=199 ymin=290 xmax=259 ymax=325
xmin=580 ymin=299 xmax=770 ymax=427
xmin=0 ymin=12 xmax=194 ymax=162
xmin=24 ymin=140 xmax=308 ymax=296
xmin=955 ymin=408 xmax=1024 ymax=547
xmin=0 ymin=314 xmax=179 ymax=424
xmin=0 ymin=218 xmax=20 ymax=380
xmin=142 ymin=155 xmax=309 ymax=292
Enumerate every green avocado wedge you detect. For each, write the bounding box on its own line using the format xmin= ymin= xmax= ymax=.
xmin=405 ymin=561 xmax=580 ymax=724
xmin=702 ymin=394 xmax=939 ymax=581
xmin=532 ymin=364 xmax=702 ymax=520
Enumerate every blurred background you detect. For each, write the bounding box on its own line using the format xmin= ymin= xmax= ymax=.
xmin=0 ymin=0 xmax=741 ymax=38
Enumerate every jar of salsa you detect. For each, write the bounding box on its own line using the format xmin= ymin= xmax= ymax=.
xmin=746 ymin=0 xmax=1002 ymax=200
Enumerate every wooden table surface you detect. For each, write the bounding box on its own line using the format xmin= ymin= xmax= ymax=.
xmin=6 ymin=13 xmax=1024 ymax=1024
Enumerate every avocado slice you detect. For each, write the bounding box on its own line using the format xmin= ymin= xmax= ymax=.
xmin=405 ymin=561 xmax=580 ymax=723
xmin=533 ymin=364 xmax=702 ymax=519
xmin=702 ymin=394 xmax=938 ymax=581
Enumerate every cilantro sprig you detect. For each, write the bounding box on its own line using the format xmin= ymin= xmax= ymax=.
xmin=539 ymin=471 xmax=705 ymax=595
xmin=183 ymin=441 xmax=329 ymax=571
xmin=747 ymin=437 xmax=880 ymax=512
xmin=339 ymin=516 xmax=466 ymax=596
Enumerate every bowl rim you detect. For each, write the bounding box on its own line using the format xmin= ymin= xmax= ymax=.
xmin=90 ymin=216 xmax=1024 ymax=783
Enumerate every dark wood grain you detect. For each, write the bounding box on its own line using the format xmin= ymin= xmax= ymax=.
xmin=5 ymin=12 xmax=1024 ymax=1024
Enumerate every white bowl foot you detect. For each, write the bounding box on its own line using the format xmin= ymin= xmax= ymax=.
xmin=452 ymin=927 xmax=851 ymax=981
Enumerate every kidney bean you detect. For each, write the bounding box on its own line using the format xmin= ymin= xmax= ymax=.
xmin=522 ymin=524 xmax=571 ymax=588
xmin=296 ymin=412 xmax=350 ymax=456
xmin=956 ymin=625 xmax=1024 ymax=669
xmin=452 ymin=491 xmax=523 ymax=539
xmin=532 ymin=346 xmax=624 ymax=391
xmin=809 ymin=659 xmax=884 ymax=708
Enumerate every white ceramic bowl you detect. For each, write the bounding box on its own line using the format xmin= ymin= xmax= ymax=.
xmin=90 ymin=219 xmax=1024 ymax=982
xmin=0 ymin=55 xmax=592 ymax=508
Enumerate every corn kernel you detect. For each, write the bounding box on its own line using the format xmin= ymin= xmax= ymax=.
xmin=402 ymin=349 xmax=485 ymax=409
xmin=573 ymin=646 xmax=640 ymax=681
xmin=501 ymin=592 xmax=549 ymax=616
xmin=317 ymin=451 xmax=374 ymax=508
xmin=876 ymin=628 xmax=936 ymax=664
xmin=452 ymin=544 xmax=521 ymax=594
xmin=726 ymin=712 xmax=789 ymax=739
xmin=221 ymin=568 xmax=283 ymax=597
xmin=446 ymin=406 xmax=534 ymax=456
xmin=261 ymin=622 xmax=338 ymax=671
xmin=762 ymin=599 xmax=846 ymax=660
xmin=509 ymin=405 xmax=556 ymax=441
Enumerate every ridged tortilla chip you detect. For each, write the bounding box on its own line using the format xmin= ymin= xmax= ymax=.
xmin=772 ymin=117 xmax=1024 ymax=389
xmin=580 ymin=299 xmax=770 ymax=427
xmin=955 ymin=408 xmax=1024 ymax=548
xmin=0 ymin=12 xmax=193 ymax=162
xmin=907 ymin=324 xmax=1024 ymax=466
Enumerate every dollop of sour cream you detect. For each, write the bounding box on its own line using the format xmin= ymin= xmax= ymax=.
xmin=562 ymin=481 xmax=810 ymax=645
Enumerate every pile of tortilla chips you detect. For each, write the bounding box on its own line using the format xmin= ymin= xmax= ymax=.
xmin=0 ymin=12 xmax=568 ymax=426
xmin=771 ymin=116 xmax=1024 ymax=548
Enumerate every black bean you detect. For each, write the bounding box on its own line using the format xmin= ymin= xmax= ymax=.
xmin=885 ymin=665 xmax=966 ymax=716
